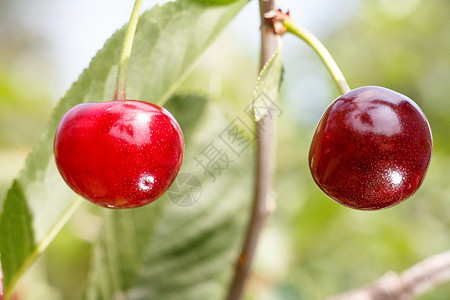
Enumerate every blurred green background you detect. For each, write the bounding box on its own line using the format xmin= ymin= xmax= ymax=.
xmin=0 ymin=0 xmax=448 ymax=299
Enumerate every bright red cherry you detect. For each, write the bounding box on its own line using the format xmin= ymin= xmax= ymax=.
xmin=309 ymin=86 xmax=432 ymax=210
xmin=54 ymin=100 xmax=184 ymax=208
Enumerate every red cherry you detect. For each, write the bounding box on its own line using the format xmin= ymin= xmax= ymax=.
xmin=309 ymin=86 xmax=432 ymax=210
xmin=54 ymin=100 xmax=184 ymax=208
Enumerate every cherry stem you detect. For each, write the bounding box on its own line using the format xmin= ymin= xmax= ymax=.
xmin=282 ymin=17 xmax=351 ymax=95
xmin=114 ymin=0 xmax=143 ymax=101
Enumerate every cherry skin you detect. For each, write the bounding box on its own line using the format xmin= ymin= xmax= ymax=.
xmin=309 ymin=86 xmax=432 ymax=210
xmin=54 ymin=100 xmax=184 ymax=208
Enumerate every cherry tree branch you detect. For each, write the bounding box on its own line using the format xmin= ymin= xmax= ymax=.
xmin=224 ymin=0 xmax=279 ymax=299
xmin=326 ymin=250 xmax=450 ymax=300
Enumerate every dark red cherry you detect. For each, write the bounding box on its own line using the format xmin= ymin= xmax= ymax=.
xmin=54 ymin=100 xmax=184 ymax=208
xmin=309 ymin=86 xmax=432 ymax=210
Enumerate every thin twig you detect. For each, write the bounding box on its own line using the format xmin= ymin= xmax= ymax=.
xmin=224 ymin=0 xmax=279 ymax=299
xmin=326 ymin=250 xmax=450 ymax=300
xmin=282 ymin=17 xmax=350 ymax=95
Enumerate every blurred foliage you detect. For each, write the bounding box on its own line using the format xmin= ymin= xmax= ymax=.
xmin=0 ymin=71 xmax=51 ymax=148
xmin=0 ymin=0 xmax=53 ymax=199
xmin=0 ymin=0 xmax=53 ymax=150
xmin=0 ymin=0 xmax=448 ymax=299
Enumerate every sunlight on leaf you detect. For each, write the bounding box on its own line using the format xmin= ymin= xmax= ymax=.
xmin=252 ymin=48 xmax=283 ymax=122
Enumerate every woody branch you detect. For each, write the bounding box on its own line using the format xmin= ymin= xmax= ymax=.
xmin=326 ymin=250 xmax=450 ymax=300
xmin=224 ymin=0 xmax=279 ymax=299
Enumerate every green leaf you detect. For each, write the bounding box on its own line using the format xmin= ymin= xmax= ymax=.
xmin=252 ymin=48 xmax=284 ymax=122
xmin=0 ymin=0 xmax=248 ymax=297
xmin=85 ymin=94 xmax=254 ymax=299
